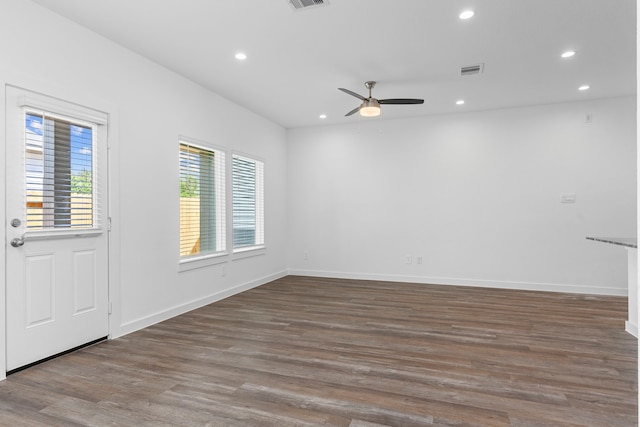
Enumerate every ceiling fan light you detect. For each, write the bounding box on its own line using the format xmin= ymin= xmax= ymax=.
xmin=360 ymin=106 xmax=380 ymax=117
xmin=360 ymin=99 xmax=381 ymax=117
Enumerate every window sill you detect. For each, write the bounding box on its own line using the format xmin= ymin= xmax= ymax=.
xmin=232 ymin=246 xmax=266 ymax=261
xmin=26 ymin=228 xmax=104 ymax=241
xmin=179 ymin=252 xmax=228 ymax=272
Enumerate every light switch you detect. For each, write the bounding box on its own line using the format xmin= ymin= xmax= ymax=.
xmin=561 ymin=193 xmax=577 ymax=203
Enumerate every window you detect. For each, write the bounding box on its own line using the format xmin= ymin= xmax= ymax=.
xmin=179 ymin=141 xmax=226 ymax=258
xmin=232 ymin=154 xmax=264 ymax=250
xmin=25 ymin=111 xmax=97 ymax=230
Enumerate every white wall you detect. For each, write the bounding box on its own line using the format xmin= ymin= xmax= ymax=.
xmin=0 ymin=0 xmax=288 ymax=376
xmin=287 ymin=96 xmax=637 ymax=295
xmin=0 ymin=0 xmax=636 ymax=381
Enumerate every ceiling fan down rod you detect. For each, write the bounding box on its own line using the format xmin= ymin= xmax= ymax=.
xmin=364 ymin=80 xmax=376 ymax=98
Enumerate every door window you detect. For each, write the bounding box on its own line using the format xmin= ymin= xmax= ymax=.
xmin=25 ymin=112 xmax=97 ymax=231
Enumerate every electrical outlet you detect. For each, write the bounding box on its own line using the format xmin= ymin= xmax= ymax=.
xmin=221 ymin=264 xmax=227 ymax=277
xmin=303 ymin=251 xmax=308 ymax=261
xmin=416 ymin=256 xmax=423 ymax=265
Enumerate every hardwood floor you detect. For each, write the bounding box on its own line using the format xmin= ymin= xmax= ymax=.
xmin=0 ymin=276 xmax=637 ymax=426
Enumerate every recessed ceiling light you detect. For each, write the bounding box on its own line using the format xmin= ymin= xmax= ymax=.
xmin=459 ymin=10 xmax=475 ymax=20
xmin=561 ymin=50 xmax=576 ymax=58
xmin=319 ymin=114 xmax=327 ymax=119
xmin=235 ymin=52 xmax=247 ymax=60
xmin=456 ymin=100 xmax=465 ymax=105
xmin=578 ymin=85 xmax=590 ymax=91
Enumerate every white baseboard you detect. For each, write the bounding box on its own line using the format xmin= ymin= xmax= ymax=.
xmin=287 ymin=269 xmax=628 ymax=297
xmin=625 ymin=321 xmax=638 ymax=338
xmin=113 ymin=270 xmax=288 ymax=339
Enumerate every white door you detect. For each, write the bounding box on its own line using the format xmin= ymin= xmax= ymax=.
xmin=5 ymin=86 xmax=109 ymax=372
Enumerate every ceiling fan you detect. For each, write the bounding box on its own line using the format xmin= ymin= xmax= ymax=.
xmin=339 ymin=81 xmax=424 ymax=117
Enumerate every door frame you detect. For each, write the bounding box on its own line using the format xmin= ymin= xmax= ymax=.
xmin=0 ymin=72 xmax=121 ymax=380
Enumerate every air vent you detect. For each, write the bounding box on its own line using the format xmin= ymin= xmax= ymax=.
xmin=460 ymin=63 xmax=484 ymax=76
xmin=289 ymin=0 xmax=328 ymax=10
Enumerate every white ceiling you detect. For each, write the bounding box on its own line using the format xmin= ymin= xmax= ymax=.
xmin=31 ymin=0 xmax=636 ymax=129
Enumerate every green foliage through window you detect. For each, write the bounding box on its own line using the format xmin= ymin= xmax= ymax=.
xmin=180 ymin=175 xmax=199 ymax=198
xmin=71 ymin=169 xmax=92 ymax=194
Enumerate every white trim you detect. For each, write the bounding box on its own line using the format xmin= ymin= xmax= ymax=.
xmin=625 ymin=321 xmax=638 ymax=338
xmin=0 ymin=81 xmax=7 ymax=380
xmin=287 ymin=269 xmax=628 ymax=296
xmin=113 ymin=270 xmax=287 ymax=339
xmin=25 ymin=229 xmax=104 ymax=241
xmin=231 ymin=150 xmax=266 ymax=166
xmin=178 ymin=135 xmax=226 ymax=153
xmin=17 ymin=92 xmax=108 ymax=125
xmin=179 ymin=253 xmax=229 ymax=272
xmin=106 ymin=104 xmax=121 ymax=344
xmin=233 ymin=245 xmax=266 ymax=260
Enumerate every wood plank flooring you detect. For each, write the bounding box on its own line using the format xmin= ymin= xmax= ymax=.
xmin=0 ymin=275 xmax=637 ymax=426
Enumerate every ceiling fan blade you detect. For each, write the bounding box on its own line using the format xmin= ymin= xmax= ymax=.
xmin=339 ymin=88 xmax=367 ymax=101
xmin=378 ymin=98 xmax=424 ymax=105
xmin=345 ymin=106 xmax=361 ymax=116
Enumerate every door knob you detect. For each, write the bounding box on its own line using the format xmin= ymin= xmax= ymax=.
xmin=10 ymin=236 xmax=25 ymax=248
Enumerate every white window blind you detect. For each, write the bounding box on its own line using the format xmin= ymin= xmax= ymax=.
xmin=24 ymin=111 xmax=98 ymax=230
xmin=232 ymin=154 xmax=264 ymax=249
xmin=179 ymin=141 xmax=226 ymax=258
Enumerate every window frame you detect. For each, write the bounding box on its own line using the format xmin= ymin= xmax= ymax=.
xmin=231 ymin=152 xmax=265 ymax=255
xmin=16 ymin=92 xmax=108 ymax=242
xmin=24 ymin=109 xmax=99 ymax=233
xmin=178 ymin=137 xmax=228 ymax=271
